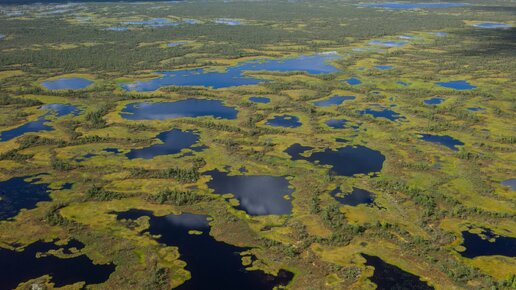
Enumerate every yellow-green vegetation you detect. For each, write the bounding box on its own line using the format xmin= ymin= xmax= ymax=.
xmin=0 ymin=0 xmax=515 ymax=289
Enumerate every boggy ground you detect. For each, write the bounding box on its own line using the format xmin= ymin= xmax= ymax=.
xmin=0 ymin=1 xmax=515 ymax=289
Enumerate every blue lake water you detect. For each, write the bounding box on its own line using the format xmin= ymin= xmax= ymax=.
xmin=362 ymin=254 xmax=434 ymax=290
xmin=471 ymin=23 xmax=512 ymax=29
xmin=0 ymin=104 xmax=80 ymax=142
xmin=123 ymin=18 xmax=195 ymax=27
xmin=424 ymin=98 xmax=444 ymax=105
xmin=397 ymin=81 xmax=409 ymax=86
xmin=467 ymin=107 xmax=484 ymax=112
xmin=313 ymin=95 xmax=355 ymax=107
xmin=459 ymin=229 xmax=516 ymax=258
xmin=0 ymin=34 xmax=5 ymax=40
xmin=115 ymin=209 xmax=293 ymax=288
xmin=0 ymin=240 xmax=115 ymax=289
xmin=357 ymin=108 xmax=404 ymax=121
xmin=501 ymin=179 xmax=516 ymax=191
xmin=42 ymin=77 xmax=93 ymax=90
xmin=359 ymin=3 xmax=466 ymax=9
xmin=419 ymin=134 xmax=464 ymax=151
xmin=206 ymin=170 xmax=294 ymax=216
xmin=120 ymin=99 xmax=238 ymax=120
xmin=375 ymin=65 xmax=393 ymax=70
xmin=105 ymin=26 xmax=129 ymax=31
xmin=168 ymin=41 xmax=187 ymax=47
xmin=331 ymin=187 xmax=374 ymax=206
xmin=285 ymin=144 xmax=385 ymax=176
xmin=0 ymin=176 xmax=51 ymax=220
xmin=249 ymin=96 xmax=271 ymax=104
xmin=345 ymin=78 xmax=361 ymax=86
xmin=214 ymin=18 xmax=242 ymax=25
xmin=432 ymin=32 xmax=448 ymax=37
xmin=266 ymin=115 xmax=301 ymax=128
xmin=121 ymin=53 xmax=340 ymax=91
xmin=369 ymin=40 xmax=407 ymax=47
xmin=325 ymin=119 xmax=348 ymax=129
xmin=126 ymin=129 xmax=206 ymax=160
xmin=435 ymin=80 xmax=477 ymax=90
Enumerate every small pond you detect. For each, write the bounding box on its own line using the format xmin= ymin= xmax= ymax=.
xmin=501 ymin=179 xmax=516 ymax=191
xmin=325 ymin=119 xmax=348 ymax=129
xmin=344 ymin=78 xmax=361 ymax=86
xmin=313 ymin=95 xmax=355 ymax=107
xmin=357 ymin=108 xmax=404 ymax=121
xmin=369 ymin=40 xmax=407 ymax=47
xmin=266 ymin=115 xmax=301 ymax=128
xmin=419 ymin=134 xmax=464 ymax=151
xmin=120 ymin=99 xmax=238 ymax=120
xmin=470 ymin=23 xmax=512 ymax=29
xmin=331 ymin=187 xmax=375 ymax=206
xmin=374 ymin=65 xmax=394 ymax=70
xmin=362 ymin=254 xmax=434 ymax=290
xmin=359 ymin=3 xmax=466 ymax=9
xmin=249 ymin=96 xmax=271 ymax=104
xmin=126 ymin=129 xmax=206 ymax=160
xmin=424 ymin=97 xmax=444 ymax=105
xmin=214 ymin=18 xmax=242 ymax=25
xmin=42 ymin=77 xmax=93 ymax=90
xmin=206 ymin=170 xmax=294 ymax=216
xmin=0 ymin=239 xmax=115 ymax=289
xmin=285 ymin=143 xmax=385 ymax=177
xmin=115 ymin=210 xmax=294 ymax=288
xmin=435 ymin=80 xmax=476 ymax=90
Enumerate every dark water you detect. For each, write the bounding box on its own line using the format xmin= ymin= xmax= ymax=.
xmin=344 ymin=78 xmax=361 ymax=86
xmin=374 ymin=65 xmax=394 ymax=70
xmin=357 ymin=108 xmax=404 ymax=121
xmin=126 ymin=129 xmax=206 ymax=160
xmin=285 ymin=143 xmax=385 ymax=176
xmin=424 ymin=97 xmax=444 ymax=105
xmin=215 ymin=18 xmax=242 ymax=25
xmin=121 ymin=53 xmax=340 ymax=91
xmin=0 ymin=239 xmax=114 ymax=289
xmin=362 ymin=254 xmax=433 ymax=290
xmin=249 ymin=96 xmax=271 ymax=104
xmin=42 ymin=78 xmax=93 ymax=90
xmin=313 ymin=95 xmax=355 ymax=107
xmin=467 ymin=107 xmax=484 ymax=112
xmin=266 ymin=115 xmax=301 ymax=128
xmin=120 ymin=99 xmax=238 ymax=120
xmin=359 ymin=3 xmax=466 ymax=9
xmin=501 ymin=178 xmax=516 ymax=191
xmin=168 ymin=42 xmax=187 ymax=47
xmin=0 ymin=104 xmax=80 ymax=142
xmin=459 ymin=230 xmax=516 ymax=258
xmin=435 ymin=80 xmax=477 ymax=90
xmin=419 ymin=134 xmax=464 ymax=151
xmin=0 ymin=176 xmax=51 ymax=220
xmin=397 ymin=81 xmax=409 ymax=87
xmin=106 ymin=26 xmax=129 ymax=31
xmin=471 ymin=23 xmax=512 ymax=29
xmin=115 ymin=210 xmax=294 ymax=289
xmin=331 ymin=187 xmax=374 ymax=206
xmin=206 ymin=170 xmax=294 ymax=216
xmin=104 ymin=148 xmax=121 ymax=154
xmin=325 ymin=119 xmax=348 ymax=129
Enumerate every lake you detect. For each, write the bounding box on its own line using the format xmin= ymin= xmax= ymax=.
xmin=357 ymin=108 xmax=404 ymax=121
xmin=126 ymin=129 xmax=206 ymax=160
xmin=331 ymin=187 xmax=374 ymax=206
xmin=359 ymin=3 xmax=466 ymax=9
xmin=325 ymin=119 xmax=348 ymax=129
xmin=285 ymin=144 xmax=385 ymax=176
xmin=313 ymin=95 xmax=355 ymax=107
xmin=0 ymin=176 xmax=51 ymax=220
xmin=120 ymin=99 xmax=238 ymax=120
xmin=249 ymin=96 xmax=271 ymax=104
xmin=115 ymin=210 xmax=294 ymax=288
xmin=42 ymin=77 xmax=93 ymax=90
xmin=206 ymin=170 xmax=294 ymax=215
xmin=0 ymin=104 xmax=80 ymax=142
xmin=121 ymin=53 xmax=340 ymax=91
xmin=0 ymin=239 xmax=114 ymax=289
xmin=344 ymin=78 xmax=361 ymax=85
xmin=459 ymin=229 xmax=516 ymax=258
xmin=369 ymin=40 xmax=407 ymax=47
xmin=424 ymin=98 xmax=444 ymax=105
xmin=435 ymin=80 xmax=477 ymax=90
xmin=419 ymin=134 xmax=464 ymax=151
xmin=266 ymin=115 xmax=302 ymax=128
xmin=471 ymin=23 xmax=512 ymax=29
xmin=362 ymin=254 xmax=434 ymax=290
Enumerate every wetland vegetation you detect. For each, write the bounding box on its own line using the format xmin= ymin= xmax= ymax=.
xmin=0 ymin=0 xmax=514 ymax=289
